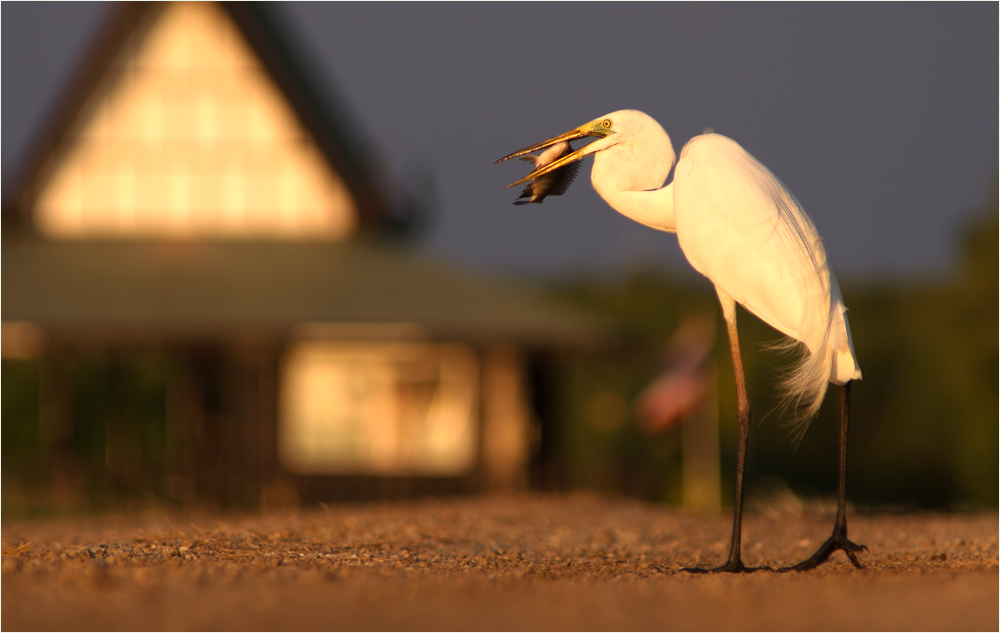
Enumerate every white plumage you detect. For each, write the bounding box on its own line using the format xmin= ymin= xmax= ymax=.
xmin=673 ymin=132 xmax=861 ymax=423
xmin=498 ymin=109 xmax=867 ymax=572
xmin=506 ymin=110 xmax=860 ymax=424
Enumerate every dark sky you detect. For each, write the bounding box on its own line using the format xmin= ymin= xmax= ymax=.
xmin=3 ymin=3 xmax=997 ymax=280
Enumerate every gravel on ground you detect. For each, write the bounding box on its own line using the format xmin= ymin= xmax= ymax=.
xmin=3 ymin=494 xmax=997 ymax=630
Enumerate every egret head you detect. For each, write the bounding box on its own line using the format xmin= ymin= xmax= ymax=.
xmin=497 ymin=110 xmax=671 ymax=191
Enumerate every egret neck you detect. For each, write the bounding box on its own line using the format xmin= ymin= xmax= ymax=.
xmin=588 ymin=117 xmax=678 ymax=233
xmin=592 ymin=180 xmax=677 ymax=233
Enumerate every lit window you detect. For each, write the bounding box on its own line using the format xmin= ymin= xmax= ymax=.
xmin=280 ymin=341 xmax=479 ymax=476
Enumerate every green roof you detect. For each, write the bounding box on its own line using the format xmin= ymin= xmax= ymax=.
xmin=2 ymin=239 xmax=606 ymax=348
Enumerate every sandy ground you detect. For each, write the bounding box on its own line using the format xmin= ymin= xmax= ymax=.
xmin=2 ymin=494 xmax=997 ymax=631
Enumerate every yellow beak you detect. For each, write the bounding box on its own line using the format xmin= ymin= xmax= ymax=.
xmin=496 ymin=123 xmax=614 ymax=189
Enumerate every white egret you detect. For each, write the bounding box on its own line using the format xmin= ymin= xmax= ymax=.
xmin=497 ymin=110 xmax=864 ymax=572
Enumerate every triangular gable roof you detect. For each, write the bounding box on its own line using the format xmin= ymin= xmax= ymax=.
xmin=4 ymin=2 xmax=389 ymax=236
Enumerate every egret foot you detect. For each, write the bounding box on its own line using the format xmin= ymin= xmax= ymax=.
xmin=782 ymin=530 xmax=868 ymax=572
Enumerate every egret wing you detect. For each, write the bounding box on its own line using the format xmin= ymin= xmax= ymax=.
xmin=673 ymin=134 xmax=859 ymax=421
xmin=674 ymin=134 xmax=830 ymax=349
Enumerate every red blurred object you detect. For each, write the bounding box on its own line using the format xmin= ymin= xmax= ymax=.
xmin=636 ymin=315 xmax=715 ymax=433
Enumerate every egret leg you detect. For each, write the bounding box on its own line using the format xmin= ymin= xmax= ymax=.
xmin=685 ymin=292 xmax=766 ymax=573
xmin=781 ymin=381 xmax=867 ymax=571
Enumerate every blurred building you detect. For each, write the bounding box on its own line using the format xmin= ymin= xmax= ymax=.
xmin=2 ymin=2 xmax=601 ymax=507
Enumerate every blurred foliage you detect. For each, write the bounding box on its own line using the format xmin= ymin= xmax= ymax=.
xmin=2 ymin=353 xmax=172 ymax=515
xmin=542 ymin=190 xmax=998 ymax=509
xmin=1 ymin=362 xmax=42 ymax=486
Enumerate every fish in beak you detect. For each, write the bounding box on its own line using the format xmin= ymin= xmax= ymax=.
xmin=511 ymin=141 xmax=582 ymax=205
xmin=496 ymin=118 xmax=617 ymax=194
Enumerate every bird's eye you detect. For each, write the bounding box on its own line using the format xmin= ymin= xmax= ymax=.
xmin=602 ymin=119 xmax=613 ymax=128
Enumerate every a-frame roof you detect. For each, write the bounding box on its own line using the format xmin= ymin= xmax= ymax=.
xmin=1 ymin=3 xmax=608 ymax=350
xmin=4 ymin=2 xmax=389 ymax=235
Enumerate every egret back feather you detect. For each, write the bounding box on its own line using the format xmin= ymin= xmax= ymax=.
xmin=675 ymin=134 xmax=860 ymax=433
